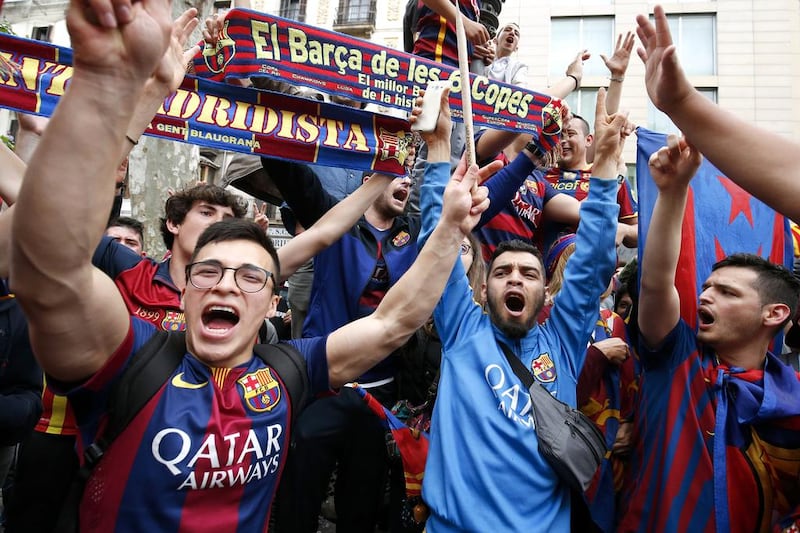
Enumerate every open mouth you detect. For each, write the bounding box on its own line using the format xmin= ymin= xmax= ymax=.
xmin=505 ymin=294 xmax=525 ymax=313
xmin=202 ymin=305 xmax=240 ymax=331
xmin=698 ymin=308 xmax=715 ymax=327
xmin=393 ymin=188 xmax=409 ymax=202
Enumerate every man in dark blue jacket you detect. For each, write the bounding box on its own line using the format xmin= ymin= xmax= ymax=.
xmin=0 ymin=280 xmax=43 ymax=501
xmin=262 ymin=157 xmax=419 ymax=532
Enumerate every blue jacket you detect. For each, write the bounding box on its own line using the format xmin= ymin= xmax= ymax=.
xmin=418 ymin=162 xmax=619 ymax=532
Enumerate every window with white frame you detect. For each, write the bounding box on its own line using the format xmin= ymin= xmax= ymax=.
xmin=562 ymin=88 xmax=600 ymax=132
xmin=549 ymin=16 xmax=614 ymax=79
xmin=280 ymin=0 xmax=307 ymax=22
xmin=663 ymin=13 xmax=716 ymax=76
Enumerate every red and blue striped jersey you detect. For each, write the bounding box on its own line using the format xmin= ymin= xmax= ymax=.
xmin=65 ymin=318 xmax=330 ymax=533
xmin=475 ymin=170 xmax=558 ymax=260
xmin=543 ymin=167 xmax=638 ymax=253
xmin=412 ymin=0 xmax=480 ymax=67
xmin=619 ymin=320 xmax=800 ymax=533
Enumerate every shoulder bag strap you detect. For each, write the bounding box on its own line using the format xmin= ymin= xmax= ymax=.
xmin=499 ymin=342 xmax=535 ymax=390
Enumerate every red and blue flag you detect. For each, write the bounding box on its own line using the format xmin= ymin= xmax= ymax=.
xmin=350 ymin=384 xmax=428 ymax=498
xmin=636 ymin=127 xmax=793 ymax=331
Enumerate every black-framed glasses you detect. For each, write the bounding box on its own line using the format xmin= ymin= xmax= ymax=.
xmin=186 ymin=260 xmax=274 ymax=294
xmin=460 ymin=242 xmax=472 ymax=256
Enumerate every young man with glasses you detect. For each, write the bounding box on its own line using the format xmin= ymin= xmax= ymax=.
xmin=8 ymin=2 xmax=493 ymax=531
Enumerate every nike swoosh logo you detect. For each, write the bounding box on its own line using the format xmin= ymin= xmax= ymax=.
xmin=171 ymin=372 xmax=208 ymax=390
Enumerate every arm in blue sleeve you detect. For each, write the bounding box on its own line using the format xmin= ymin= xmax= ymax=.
xmin=549 ymin=178 xmax=619 ymax=380
xmin=417 ymin=161 xmax=451 ymax=249
xmin=92 ymin=236 xmax=146 ymax=279
xmin=0 ymin=388 xmax=42 ymax=445
xmin=476 ymin=154 xmax=537 ymax=229
xmin=260 ymin=157 xmax=338 ymax=228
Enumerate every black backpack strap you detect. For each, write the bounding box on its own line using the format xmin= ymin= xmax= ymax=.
xmin=55 ymin=330 xmax=187 ymax=532
xmin=93 ymin=330 xmax=187 ymax=459
xmin=252 ymin=342 xmax=310 ymax=425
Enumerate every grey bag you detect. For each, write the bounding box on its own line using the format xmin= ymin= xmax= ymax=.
xmin=500 ymin=343 xmax=607 ymax=492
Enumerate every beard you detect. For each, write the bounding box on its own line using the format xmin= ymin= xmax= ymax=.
xmin=485 ymin=288 xmax=545 ymax=339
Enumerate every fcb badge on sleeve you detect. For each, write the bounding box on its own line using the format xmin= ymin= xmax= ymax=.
xmin=238 ymin=368 xmax=282 ymax=412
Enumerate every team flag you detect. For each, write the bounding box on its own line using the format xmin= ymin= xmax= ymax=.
xmin=636 ymin=128 xmax=793 ymax=330
xmin=350 ymin=384 xmax=428 ymax=498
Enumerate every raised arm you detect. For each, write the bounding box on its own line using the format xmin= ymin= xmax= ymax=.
xmin=10 ymin=0 xmax=174 ymax=382
xmin=637 ymin=5 xmax=800 ymax=220
xmin=637 ymin=134 xmax=701 ymax=346
xmin=546 ymin=49 xmax=590 ymax=100
xmin=0 ymin=145 xmax=26 ymax=278
xmin=601 ymin=31 xmax=634 ymax=115
xmin=325 ymin=158 xmax=489 ymax=387
xmin=277 ymin=172 xmax=392 ymax=281
xmin=260 ymin=158 xmax=338 ymax=228
xmin=475 ymin=49 xmax=588 ymax=162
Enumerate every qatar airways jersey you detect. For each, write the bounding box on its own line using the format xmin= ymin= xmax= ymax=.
xmin=65 ymin=318 xmax=330 ymax=533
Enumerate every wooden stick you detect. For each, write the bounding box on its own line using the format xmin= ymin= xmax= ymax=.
xmin=455 ymin=11 xmax=476 ymax=172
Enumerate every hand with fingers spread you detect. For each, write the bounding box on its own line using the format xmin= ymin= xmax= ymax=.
xmin=648 ymin=134 xmax=702 ymax=193
xmin=601 ymin=31 xmax=635 ymax=79
xmin=636 ymin=5 xmax=693 ymax=114
xmin=149 ymin=7 xmax=200 ymax=92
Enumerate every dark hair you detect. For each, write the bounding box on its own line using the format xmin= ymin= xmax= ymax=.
xmin=191 ymin=219 xmax=281 ymax=295
xmin=488 ymin=239 xmax=544 ymax=276
xmin=107 ymin=216 xmax=145 ymax=244
xmin=568 ymin=114 xmax=591 ymax=136
xmin=159 ymin=184 xmax=247 ymax=249
xmin=712 ymin=253 xmax=800 ymax=328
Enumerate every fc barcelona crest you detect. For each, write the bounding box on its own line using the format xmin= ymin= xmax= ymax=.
xmin=524 ymin=179 xmax=539 ymax=194
xmin=161 ymin=310 xmax=186 ymax=332
xmin=392 ymin=231 xmax=411 ymax=248
xmin=202 ymin=20 xmax=237 ymax=74
xmin=531 ymin=353 xmax=557 ymax=383
xmin=540 ymin=100 xmax=563 ymax=137
xmin=377 ymin=129 xmax=413 ymax=166
xmin=238 ymin=368 xmax=281 ymax=412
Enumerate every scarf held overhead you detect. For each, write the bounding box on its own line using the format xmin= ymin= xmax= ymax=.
xmin=193 ymin=9 xmax=565 ymax=154
xmin=0 ymin=32 xmax=413 ymax=175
